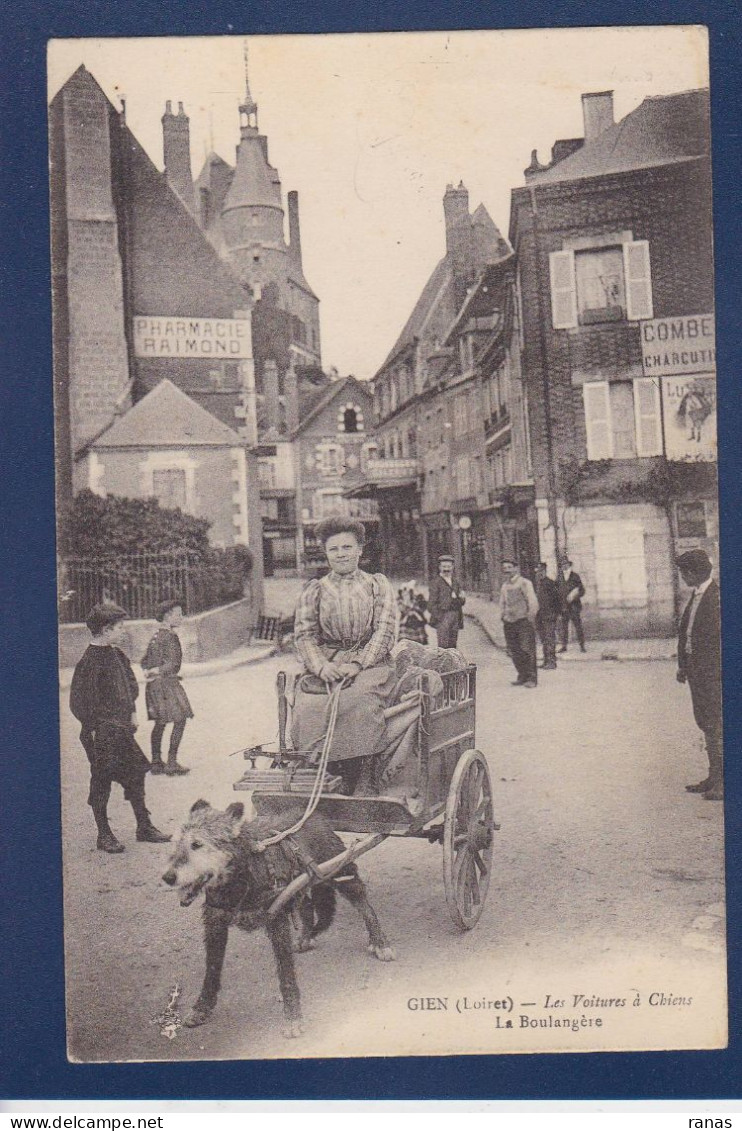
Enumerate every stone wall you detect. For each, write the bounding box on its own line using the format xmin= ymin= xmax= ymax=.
xmin=58 ymin=595 xmax=257 ymax=669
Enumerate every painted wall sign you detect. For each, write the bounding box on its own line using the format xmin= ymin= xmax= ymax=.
xmin=662 ymin=373 xmax=717 ymax=462
xmin=133 ymin=316 xmax=251 ymax=358
xmin=640 ymin=314 xmax=715 ymax=377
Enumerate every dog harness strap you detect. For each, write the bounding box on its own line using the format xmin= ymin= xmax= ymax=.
xmin=286 ymin=836 xmax=323 ymax=884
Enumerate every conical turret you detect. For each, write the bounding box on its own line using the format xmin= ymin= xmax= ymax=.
xmin=221 ymin=42 xmax=287 ymax=298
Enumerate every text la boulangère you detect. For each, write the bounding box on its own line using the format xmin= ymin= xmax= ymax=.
xmin=133 ymin=316 xmax=251 ymax=359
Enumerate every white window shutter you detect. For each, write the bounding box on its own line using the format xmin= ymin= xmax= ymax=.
xmin=549 ymin=249 xmax=577 ymax=329
xmin=583 ymin=381 xmax=613 ymax=459
xmin=633 ymin=377 xmax=663 ymax=456
xmin=623 ymin=240 xmax=653 ymax=321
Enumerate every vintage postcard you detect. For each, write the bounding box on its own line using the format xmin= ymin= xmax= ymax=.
xmin=48 ymin=26 xmax=726 ymax=1062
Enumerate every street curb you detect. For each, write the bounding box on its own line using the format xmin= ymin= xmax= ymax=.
xmin=465 ymin=611 xmax=507 ymax=653
xmin=181 ymin=643 xmax=280 ymax=680
xmin=58 ymin=642 xmax=280 ymax=691
xmin=464 ymin=612 xmax=676 ymax=663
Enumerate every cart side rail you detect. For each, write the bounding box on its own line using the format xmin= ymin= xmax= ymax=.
xmin=418 ymin=665 xmax=476 ymax=815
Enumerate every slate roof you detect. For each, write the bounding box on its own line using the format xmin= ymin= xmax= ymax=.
xmin=377 ymin=256 xmax=452 ymax=375
xmin=531 ymin=89 xmax=710 ymax=185
xmin=224 ymin=133 xmax=282 ymax=212
xmin=93 ymin=380 xmax=241 ymax=448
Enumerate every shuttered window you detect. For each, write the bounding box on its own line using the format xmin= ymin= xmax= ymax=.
xmin=623 ymin=240 xmax=653 ymax=320
xmin=575 ymin=246 xmax=626 ymax=322
xmin=551 ymin=240 xmax=653 ymax=327
xmin=549 ymin=249 xmax=578 ymax=329
xmin=583 ymin=382 xmax=613 ymax=459
xmin=593 ymin=521 xmax=648 ymax=607
xmin=634 ymin=377 xmax=663 ymax=456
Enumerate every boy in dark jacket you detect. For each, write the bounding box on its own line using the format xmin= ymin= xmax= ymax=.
xmin=141 ymin=599 xmax=194 ymax=776
xmin=70 ymin=603 xmax=171 ymax=854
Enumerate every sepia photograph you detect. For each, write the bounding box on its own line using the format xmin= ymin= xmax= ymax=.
xmin=47 ymin=26 xmax=726 ymax=1063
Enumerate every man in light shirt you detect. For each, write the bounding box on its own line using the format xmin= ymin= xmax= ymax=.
xmin=499 ymin=558 xmax=539 ymax=687
xmin=676 ymin=549 xmax=723 ymax=801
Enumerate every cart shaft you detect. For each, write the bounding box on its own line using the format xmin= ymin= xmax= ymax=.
xmin=267 ymin=832 xmax=387 ymax=920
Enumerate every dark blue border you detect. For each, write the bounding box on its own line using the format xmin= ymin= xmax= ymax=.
xmin=2 ymin=0 xmax=741 ymax=1102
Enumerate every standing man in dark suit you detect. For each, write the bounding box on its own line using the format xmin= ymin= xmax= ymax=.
xmin=676 ymin=549 xmax=723 ymax=801
xmin=535 ymin=562 xmax=560 ymax=670
xmin=558 ymin=556 xmax=586 ymax=653
xmin=428 ymin=554 xmax=466 ymax=649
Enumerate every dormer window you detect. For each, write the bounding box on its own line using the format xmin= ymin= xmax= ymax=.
xmin=338 ymin=403 xmax=364 ymax=433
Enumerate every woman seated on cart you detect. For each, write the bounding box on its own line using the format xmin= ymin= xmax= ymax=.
xmin=292 ymin=518 xmax=398 ymax=796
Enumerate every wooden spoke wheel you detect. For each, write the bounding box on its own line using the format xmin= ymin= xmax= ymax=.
xmin=443 ymin=749 xmax=495 ymax=930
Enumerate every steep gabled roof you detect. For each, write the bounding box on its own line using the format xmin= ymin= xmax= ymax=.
xmin=93 ymin=380 xmax=241 ymax=448
xmin=376 ymin=255 xmax=452 ymax=376
xmin=293 ymin=375 xmax=372 ymax=437
xmin=530 ymin=89 xmax=710 ymax=186
xmin=471 ymin=204 xmax=512 ymax=262
xmin=375 ymin=202 xmax=509 ymax=377
xmin=444 ymin=253 xmax=516 ymax=344
xmin=195 ymin=152 xmax=235 ymax=219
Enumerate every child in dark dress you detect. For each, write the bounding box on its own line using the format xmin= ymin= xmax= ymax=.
xmin=70 ymin=603 xmax=171 ymax=854
xmin=141 ymin=599 xmax=194 ymax=776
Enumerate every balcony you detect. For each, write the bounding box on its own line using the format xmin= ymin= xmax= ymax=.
xmin=345 ymin=457 xmax=420 ymax=499
xmin=362 ymin=457 xmax=419 ymax=484
xmin=489 ymin=483 xmax=536 ymax=512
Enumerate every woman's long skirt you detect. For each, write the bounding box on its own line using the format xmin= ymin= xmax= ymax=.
xmin=291 ymin=664 xmax=397 ymax=762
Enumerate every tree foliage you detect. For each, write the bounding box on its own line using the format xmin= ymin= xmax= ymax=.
xmin=59 ymin=490 xmax=214 ymax=560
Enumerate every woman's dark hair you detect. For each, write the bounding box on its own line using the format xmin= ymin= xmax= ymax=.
xmin=314 ymin=518 xmax=366 ymax=549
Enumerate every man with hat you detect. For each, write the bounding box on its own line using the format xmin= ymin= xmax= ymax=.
xmin=558 ymin=555 xmax=586 ymax=653
xmin=499 ymin=558 xmax=539 ymax=687
xmin=676 ymin=549 xmax=723 ymax=801
xmin=428 ymin=554 xmax=466 ymax=649
xmin=70 ymin=603 xmax=171 ymax=853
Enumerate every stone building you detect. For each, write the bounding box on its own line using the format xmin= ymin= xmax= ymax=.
xmin=49 ymin=65 xmax=264 ymax=590
xmin=190 ymin=69 xmax=322 ymax=375
xmin=295 ymin=376 xmax=380 ymax=575
xmin=86 ymin=379 xmax=250 ymax=548
xmin=422 ymin=254 xmax=536 ymax=596
xmin=510 ymin=88 xmax=715 ymax=636
xmin=356 ymin=184 xmax=509 ymax=580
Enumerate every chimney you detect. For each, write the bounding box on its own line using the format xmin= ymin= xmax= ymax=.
xmin=162 ymin=100 xmax=196 ymax=214
xmin=581 ymin=91 xmax=614 ymax=142
xmin=287 ymin=190 xmax=303 ymax=270
xmin=524 ymin=148 xmax=547 ymax=182
xmin=443 ymin=182 xmax=474 ymax=308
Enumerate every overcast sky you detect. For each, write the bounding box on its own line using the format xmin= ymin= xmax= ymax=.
xmin=48 ymin=28 xmax=708 ymax=378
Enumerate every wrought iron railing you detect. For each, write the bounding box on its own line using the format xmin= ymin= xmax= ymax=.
xmin=57 ymin=551 xmax=246 ymax=624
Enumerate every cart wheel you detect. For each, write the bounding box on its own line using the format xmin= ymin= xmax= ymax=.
xmin=443 ymin=749 xmax=495 ymax=930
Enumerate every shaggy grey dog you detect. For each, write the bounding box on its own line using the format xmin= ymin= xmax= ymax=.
xmin=163 ymin=800 xmax=394 ymax=1036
